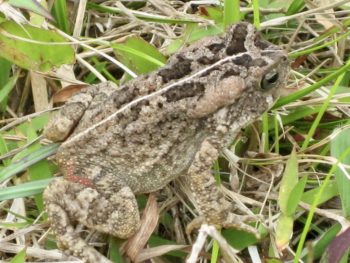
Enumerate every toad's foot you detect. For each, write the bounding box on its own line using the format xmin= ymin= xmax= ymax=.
xmin=44 ymin=177 xmax=140 ymax=263
xmin=48 ymin=202 xmax=113 ymax=263
xmin=186 ymin=214 xmax=260 ymax=238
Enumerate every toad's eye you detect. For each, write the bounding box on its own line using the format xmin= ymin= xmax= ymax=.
xmin=261 ymin=71 xmax=279 ymax=91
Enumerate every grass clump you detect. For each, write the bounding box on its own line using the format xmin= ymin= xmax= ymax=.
xmin=0 ymin=0 xmax=350 ymax=262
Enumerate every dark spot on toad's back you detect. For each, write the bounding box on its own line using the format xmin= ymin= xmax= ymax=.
xmin=254 ymin=35 xmax=271 ymax=50
xmin=226 ymin=24 xmax=248 ymax=55
xmin=198 ymin=56 xmax=216 ymax=65
xmin=220 ymin=69 xmax=240 ymax=79
xmin=165 ymin=82 xmax=205 ymax=102
xmin=232 ymin=54 xmax=252 ymax=67
xmin=159 ymin=56 xmax=192 ymax=82
xmin=208 ymin=43 xmax=225 ymax=53
xmin=232 ymin=54 xmax=267 ymax=68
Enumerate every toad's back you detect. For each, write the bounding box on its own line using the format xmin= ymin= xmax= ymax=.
xmin=56 ymin=81 xmax=208 ymax=193
xmin=45 ymin=22 xmax=288 ymax=194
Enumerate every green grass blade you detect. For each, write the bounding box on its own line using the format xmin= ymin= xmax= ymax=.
xmin=273 ymin=59 xmax=350 ymax=109
xmin=223 ymin=0 xmax=240 ymax=28
xmin=290 ymin=30 xmax=350 ymax=59
xmin=8 ymin=0 xmax=53 ymax=20
xmin=287 ymin=0 xmax=305 ymax=15
xmin=276 ymin=149 xmax=305 ymax=250
xmin=0 ymin=143 xmax=58 ymax=183
xmin=286 ymin=176 xmax=307 ymax=215
xmin=331 ymin=127 xmax=350 ymax=217
xmin=274 ymin=112 xmax=280 ymax=154
xmin=9 ymin=248 xmax=26 ymax=263
xmin=210 ymin=240 xmax=220 ymax=263
xmin=275 ymin=214 xmax=294 ymax=250
xmin=268 ymin=106 xmax=322 ymax=130
xmin=262 ymin=112 xmax=269 ymax=152
xmin=87 ymin=3 xmax=198 ymax=24
xmin=0 ymin=58 xmax=11 ymax=85
xmin=301 ymin=180 xmax=338 ymax=206
xmin=0 ymin=178 xmax=53 ymax=201
xmin=301 ymin=72 xmax=345 ymax=150
xmin=0 ymin=74 xmax=17 ymax=107
xmin=252 ymin=0 xmax=260 ymax=29
xmin=294 ymin=148 xmax=350 ymax=262
xmin=278 ymin=149 xmax=298 ymax=214
xmin=108 ymin=238 xmax=125 ymax=263
xmin=111 ymin=37 xmax=166 ymax=75
xmin=310 ymin=224 xmax=341 ymax=261
xmin=51 ymin=0 xmax=70 ymax=34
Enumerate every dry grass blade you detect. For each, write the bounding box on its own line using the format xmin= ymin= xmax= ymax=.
xmin=135 ymin=244 xmax=188 ymax=263
xmin=187 ymin=225 xmax=241 ymax=263
xmin=123 ymin=193 xmax=159 ymax=261
xmin=261 ymin=0 xmax=350 ymax=28
xmin=0 ymin=241 xmax=76 ymax=261
xmin=0 ymin=2 xmax=27 ymax=24
xmin=30 ymin=72 xmax=48 ymax=112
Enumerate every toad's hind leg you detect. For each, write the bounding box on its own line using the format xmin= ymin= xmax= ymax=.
xmin=44 ymin=178 xmax=140 ymax=263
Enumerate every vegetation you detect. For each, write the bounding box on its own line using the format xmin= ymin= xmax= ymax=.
xmin=0 ymin=0 xmax=350 ymax=262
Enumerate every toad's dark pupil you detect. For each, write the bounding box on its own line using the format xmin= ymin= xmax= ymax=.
xmin=261 ymin=72 xmax=279 ymax=91
xmin=266 ymin=72 xmax=279 ymax=84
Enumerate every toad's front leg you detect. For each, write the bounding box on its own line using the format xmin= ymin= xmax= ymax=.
xmin=186 ymin=140 xmax=258 ymax=235
xmin=44 ymin=175 xmax=140 ymax=263
xmin=43 ymin=82 xmax=118 ymax=142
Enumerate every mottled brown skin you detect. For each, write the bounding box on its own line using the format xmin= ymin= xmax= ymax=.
xmin=43 ymin=22 xmax=289 ymax=262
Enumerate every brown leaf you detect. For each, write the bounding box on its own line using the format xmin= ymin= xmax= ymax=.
xmin=123 ymin=193 xmax=159 ymax=261
xmin=291 ymin=55 xmax=308 ymax=69
xmin=198 ymin=6 xmax=209 ymax=17
xmin=52 ymin=84 xmax=88 ymax=103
